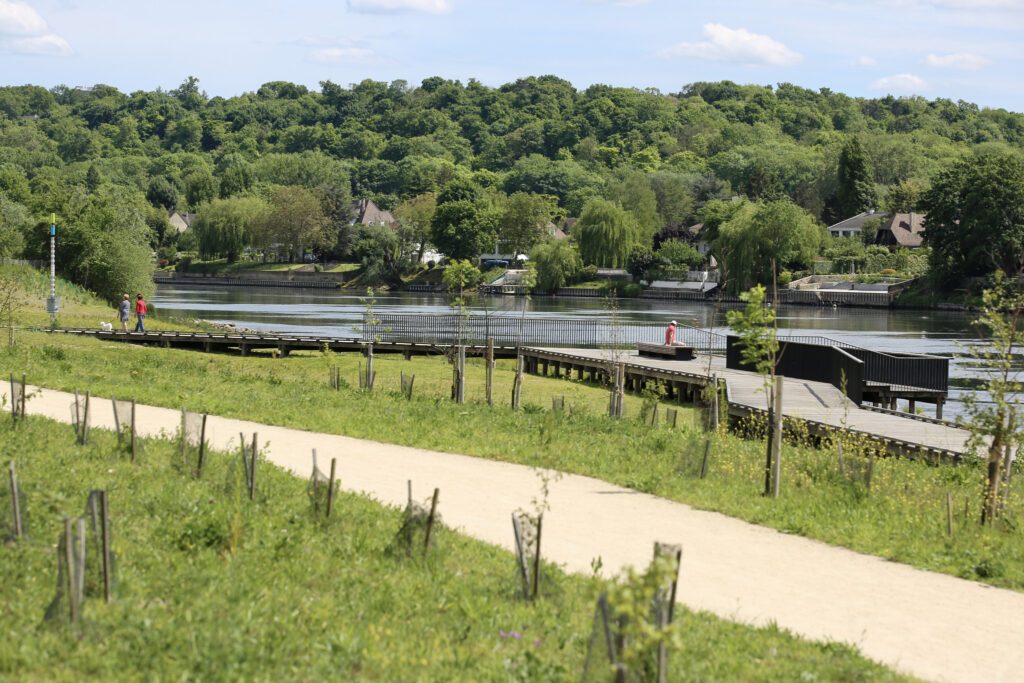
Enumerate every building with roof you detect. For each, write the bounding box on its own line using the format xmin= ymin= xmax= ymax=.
xmin=875 ymin=212 xmax=926 ymax=248
xmin=350 ymin=198 xmax=396 ymax=227
xmin=168 ymin=211 xmax=196 ymax=233
xmin=826 ymin=210 xmax=888 ymax=238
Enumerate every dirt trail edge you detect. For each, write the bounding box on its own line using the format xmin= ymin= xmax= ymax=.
xmin=17 ymin=385 xmax=1024 ymax=683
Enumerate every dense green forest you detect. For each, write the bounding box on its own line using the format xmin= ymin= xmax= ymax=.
xmin=1 ymin=75 xmax=1023 ymax=299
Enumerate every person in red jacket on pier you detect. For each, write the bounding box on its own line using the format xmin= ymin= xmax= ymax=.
xmin=665 ymin=319 xmax=677 ymax=346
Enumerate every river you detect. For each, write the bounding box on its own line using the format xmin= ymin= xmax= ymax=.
xmin=152 ymin=283 xmax=996 ymax=420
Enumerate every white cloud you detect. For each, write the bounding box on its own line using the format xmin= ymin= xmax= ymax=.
xmin=871 ymin=73 xmax=927 ymax=92
xmin=658 ymin=23 xmax=802 ymax=66
xmin=925 ymin=52 xmax=990 ymax=69
xmin=0 ymin=0 xmax=46 ymax=35
xmin=309 ymin=46 xmax=376 ymax=64
xmin=347 ymin=0 xmax=452 ymax=13
xmin=855 ymin=55 xmax=877 ymax=66
xmin=0 ymin=0 xmax=71 ymax=55
xmin=11 ymin=32 xmax=70 ymax=55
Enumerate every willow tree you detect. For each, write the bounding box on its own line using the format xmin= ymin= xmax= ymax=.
xmin=714 ymin=198 xmax=822 ymax=293
xmin=576 ymin=199 xmax=638 ymax=268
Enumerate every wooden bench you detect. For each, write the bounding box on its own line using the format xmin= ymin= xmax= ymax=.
xmin=638 ymin=343 xmax=695 ymax=361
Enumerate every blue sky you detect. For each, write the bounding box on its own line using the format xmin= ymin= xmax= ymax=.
xmin=2 ymin=0 xmax=1024 ymax=110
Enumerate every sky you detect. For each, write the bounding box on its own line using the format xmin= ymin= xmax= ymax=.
xmin=2 ymin=0 xmax=1024 ymax=111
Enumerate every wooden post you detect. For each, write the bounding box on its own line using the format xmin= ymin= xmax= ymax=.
xmin=709 ymin=376 xmax=719 ymax=431
xmin=486 ymin=336 xmax=494 ymax=407
xmin=512 ymin=354 xmax=523 ymax=410
xmin=367 ymin=342 xmax=375 ymax=390
xmin=946 ymin=492 xmax=954 ymax=537
xmin=19 ymin=373 xmax=25 ymax=419
xmin=769 ymin=376 xmax=784 ymax=498
xmin=196 ymin=414 xmax=208 ymax=476
xmin=130 ymin=400 xmax=137 ymax=463
xmin=74 ymin=389 xmax=81 ymax=440
xmin=700 ymin=439 xmax=711 ymax=479
xmin=8 ymin=461 xmax=22 ymax=540
xmin=532 ymin=513 xmax=543 ymax=600
xmin=423 ymin=488 xmax=440 ymax=551
xmin=83 ymin=392 xmax=90 ymax=444
xmin=326 ymin=458 xmax=337 ymax=518
xmin=64 ymin=517 xmax=78 ymax=624
xmin=936 ymin=396 xmax=944 ymax=420
xmin=249 ymin=432 xmax=258 ymax=500
xmin=100 ymin=490 xmax=111 ymax=603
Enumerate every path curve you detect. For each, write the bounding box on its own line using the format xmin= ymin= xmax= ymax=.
xmin=16 ymin=385 xmax=1024 ymax=683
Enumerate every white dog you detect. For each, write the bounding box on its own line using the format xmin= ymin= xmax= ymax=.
xmin=100 ymin=321 xmax=113 ymax=332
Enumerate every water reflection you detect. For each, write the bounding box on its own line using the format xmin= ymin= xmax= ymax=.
xmin=153 ymin=284 xmax=996 ymax=418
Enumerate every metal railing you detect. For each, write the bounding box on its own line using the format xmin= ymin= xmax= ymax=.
xmin=365 ymin=314 xmax=730 ymax=352
xmin=776 ymin=334 xmax=949 ymax=393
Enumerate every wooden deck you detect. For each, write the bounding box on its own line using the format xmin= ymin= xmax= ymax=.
xmin=44 ymin=329 xmax=520 ymax=359
xmin=520 ymin=347 xmax=972 ymax=459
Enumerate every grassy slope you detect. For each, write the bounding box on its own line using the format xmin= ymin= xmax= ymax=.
xmin=4 ymin=265 xmax=1022 ymax=591
xmin=0 ymin=419 xmax=909 ymax=682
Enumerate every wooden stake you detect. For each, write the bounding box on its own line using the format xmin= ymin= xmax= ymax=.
xmin=83 ymin=392 xmax=90 ymax=444
xmin=249 ymin=432 xmax=258 ymax=500
xmin=130 ymin=400 xmax=137 ymax=463
xmin=946 ymin=491 xmax=954 ymax=537
xmin=512 ymin=354 xmax=523 ymax=410
xmin=771 ymin=376 xmax=784 ymax=498
xmin=532 ymin=513 xmax=543 ymax=600
xmin=196 ymin=414 xmax=208 ymax=477
xmin=64 ymin=517 xmax=78 ymax=624
xmin=8 ymin=461 xmax=22 ymax=539
xmin=326 ymin=457 xmax=337 ymax=518
xmin=100 ymin=490 xmax=111 ymax=603
xmin=19 ymin=373 xmax=25 ymax=419
xmin=486 ymin=336 xmax=494 ymax=407
xmin=423 ymin=487 xmax=440 ymax=551
xmin=700 ymin=439 xmax=711 ymax=479
xmin=366 ymin=342 xmax=375 ymax=390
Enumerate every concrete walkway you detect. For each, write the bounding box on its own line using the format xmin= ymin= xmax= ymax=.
xmin=16 ymin=385 xmax=1024 ymax=683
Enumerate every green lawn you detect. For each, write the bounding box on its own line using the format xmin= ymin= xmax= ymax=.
xmin=4 ymin=265 xmax=1023 ymax=592
xmin=0 ymin=418 xmax=910 ymax=681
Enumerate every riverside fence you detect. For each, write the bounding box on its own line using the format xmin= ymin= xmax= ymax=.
xmin=365 ymin=313 xmax=729 ymax=352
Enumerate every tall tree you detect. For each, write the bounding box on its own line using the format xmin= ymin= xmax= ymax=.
xmin=498 ymin=192 xmax=557 ymax=261
xmin=714 ymin=198 xmax=823 ymax=293
xmin=530 ymin=239 xmax=581 ymax=291
xmin=606 ymin=171 xmax=661 ymax=245
xmin=394 ymin=192 xmax=437 ymax=263
xmin=835 ymin=136 xmax=878 ymax=218
xmin=431 ymin=179 xmax=497 ymax=261
xmin=575 ymin=199 xmax=638 ymax=268
xmin=192 ymin=196 xmax=267 ymax=262
xmin=254 ymin=186 xmax=331 ymax=261
xmin=922 ymin=149 xmax=1024 ymax=283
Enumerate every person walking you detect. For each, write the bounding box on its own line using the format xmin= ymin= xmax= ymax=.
xmin=133 ymin=293 xmax=148 ymax=332
xmin=118 ymin=294 xmax=131 ymax=332
xmin=665 ymin=319 xmax=677 ymax=346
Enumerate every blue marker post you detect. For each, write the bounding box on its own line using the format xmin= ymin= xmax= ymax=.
xmin=47 ymin=213 xmax=58 ymax=327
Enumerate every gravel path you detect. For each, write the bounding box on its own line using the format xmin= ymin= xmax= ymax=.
xmin=19 ymin=385 xmax=1024 ymax=683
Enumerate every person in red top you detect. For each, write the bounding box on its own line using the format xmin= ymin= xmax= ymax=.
xmin=665 ymin=319 xmax=677 ymax=346
xmin=133 ymin=293 xmax=148 ymax=332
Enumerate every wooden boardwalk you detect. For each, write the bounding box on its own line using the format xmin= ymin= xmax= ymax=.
xmin=44 ymin=328 xmax=520 ymax=359
xmin=521 ymin=347 xmax=972 ymax=459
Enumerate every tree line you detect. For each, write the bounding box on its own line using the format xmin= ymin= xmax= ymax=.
xmin=1 ymin=75 xmax=1023 ymax=299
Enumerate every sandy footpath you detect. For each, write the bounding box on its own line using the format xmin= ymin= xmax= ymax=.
xmin=13 ymin=384 xmax=1024 ymax=683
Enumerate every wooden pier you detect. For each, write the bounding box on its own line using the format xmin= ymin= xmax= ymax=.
xmin=44 ymin=329 xmax=519 ymax=359
xmin=519 ymin=347 xmax=971 ymax=460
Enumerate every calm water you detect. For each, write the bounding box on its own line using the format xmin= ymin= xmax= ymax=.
xmin=152 ymin=284 xmax=992 ymax=418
